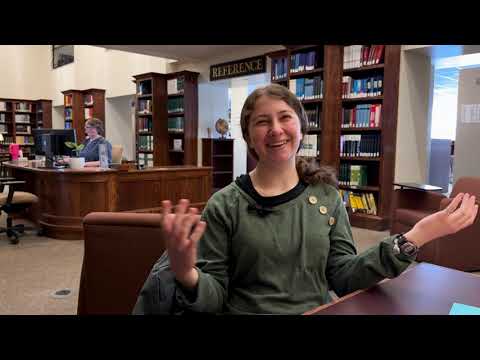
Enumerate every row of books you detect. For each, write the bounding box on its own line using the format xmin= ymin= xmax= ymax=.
xmin=342 ymin=75 xmax=383 ymax=98
xmin=340 ymin=134 xmax=381 ymax=157
xmin=341 ymin=104 xmax=382 ymax=128
xmin=84 ymin=108 xmax=94 ymax=119
xmin=15 ymin=102 xmax=33 ymax=112
xmin=0 ymin=102 xmax=7 ymax=111
xmin=167 ymin=76 xmax=185 ymax=95
xmin=138 ymin=99 xmax=152 ymax=114
xmin=272 ymin=57 xmax=288 ymax=80
xmin=289 ymin=76 xmax=323 ymax=100
xmin=298 ymin=134 xmax=319 ymax=157
xmin=290 ymin=50 xmax=320 ymax=73
xmin=65 ymin=94 xmax=73 ymax=107
xmin=138 ymin=152 xmax=154 ymax=167
xmin=340 ymin=190 xmax=378 ymax=215
xmin=0 ymin=124 xmax=7 ymax=133
xmin=343 ymin=45 xmax=385 ymax=70
xmin=138 ymin=135 xmax=154 ymax=151
xmin=138 ymin=80 xmax=152 ymax=96
xmin=168 ymin=117 xmax=184 ymax=133
xmin=168 ymin=97 xmax=184 ymax=113
xmin=0 ymin=114 xmax=5 ymax=122
xmin=15 ymin=114 xmax=31 ymax=124
xmin=16 ymin=136 xmax=34 ymax=145
xmin=306 ymin=108 xmax=321 ymax=129
xmin=0 ymin=135 xmax=14 ymax=144
xmin=138 ymin=118 xmax=152 ymax=133
xmin=15 ymin=124 xmax=31 ymax=133
xmin=339 ymin=164 xmax=368 ymax=187
xmin=65 ymin=108 xmax=73 ymax=120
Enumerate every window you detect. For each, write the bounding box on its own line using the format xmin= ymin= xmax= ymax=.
xmin=52 ymin=45 xmax=74 ymax=69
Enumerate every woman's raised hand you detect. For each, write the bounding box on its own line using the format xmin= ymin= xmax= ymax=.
xmin=405 ymin=192 xmax=478 ymax=247
xmin=161 ymin=199 xmax=207 ymax=288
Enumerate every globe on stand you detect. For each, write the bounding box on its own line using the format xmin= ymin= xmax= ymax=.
xmin=215 ymin=118 xmax=230 ymax=139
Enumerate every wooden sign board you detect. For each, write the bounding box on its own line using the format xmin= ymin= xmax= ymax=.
xmin=210 ymin=55 xmax=266 ymax=81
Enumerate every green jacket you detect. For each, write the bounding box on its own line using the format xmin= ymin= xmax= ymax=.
xmin=176 ymin=181 xmax=414 ymax=314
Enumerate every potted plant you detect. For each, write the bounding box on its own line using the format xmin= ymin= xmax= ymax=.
xmin=65 ymin=141 xmax=85 ymax=169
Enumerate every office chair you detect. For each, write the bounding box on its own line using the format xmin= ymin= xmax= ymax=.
xmin=0 ymin=178 xmax=39 ymax=244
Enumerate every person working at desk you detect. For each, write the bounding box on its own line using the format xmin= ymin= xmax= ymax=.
xmin=134 ymin=84 xmax=478 ymax=315
xmin=62 ymin=118 xmax=112 ymax=167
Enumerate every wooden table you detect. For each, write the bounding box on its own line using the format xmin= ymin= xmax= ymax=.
xmin=4 ymin=161 xmax=212 ymax=240
xmin=393 ymin=182 xmax=443 ymax=192
xmin=305 ymin=263 xmax=480 ymax=315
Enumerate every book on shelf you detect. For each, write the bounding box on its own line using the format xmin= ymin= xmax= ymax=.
xmin=15 ymin=114 xmax=30 ymax=123
xmin=339 ymin=163 xmax=368 ymax=186
xmin=290 ymin=50 xmax=320 ymax=73
xmin=65 ymin=94 xmax=73 ymax=107
xmin=298 ymin=134 xmax=319 ymax=157
xmin=341 ymin=104 xmax=382 ymax=128
xmin=138 ymin=135 xmax=154 ymax=151
xmin=15 ymin=124 xmax=31 ymax=133
xmin=343 ymin=45 xmax=385 ymax=69
xmin=306 ymin=107 xmax=321 ymax=129
xmin=65 ymin=108 xmax=73 ymax=120
xmin=0 ymin=113 xmax=5 ymax=122
xmin=0 ymin=102 xmax=7 ymax=111
xmin=138 ymin=99 xmax=152 ymax=114
xmin=289 ymin=76 xmax=323 ymax=100
xmin=167 ymin=97 xmax=184 ymax=113
xmin=272 ymin=57 xmax=288 ymax=80
xmin=342 ymin=75 xmax=383 ymax=99
xmin=168 ymin=76 xmax=185 ymax=95
xmin=0 ymin=124 xmax=7 ymax=133
xmin=137 ymin=80 xmax=152 ymax=95
xmin=15 ymin=102 xmax=33 ymax=112
xmin=138 ymin=118 xmax=152 ymax=133
xmin=84 ymin=107 xmax=94 ymax=119
xmin=168 ymin=117 xmax=184 ymax=133
xmin=340 ymin=189 xmax=377 ymax=215
xmin=340 ymin=134 xmax=380 ymax=157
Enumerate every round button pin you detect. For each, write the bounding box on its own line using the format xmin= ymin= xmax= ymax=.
xmin=329 ymin=217 xmax=335 ymax=226
xmin=319 ymin=206 xmax=327 ymax=215
xmin=308 ymin=196 xmax=318 ymax=204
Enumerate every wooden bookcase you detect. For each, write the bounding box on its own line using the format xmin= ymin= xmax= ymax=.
xmin=202 ymin=138 xmax=234 ymax=193
xmin=0 ymin=98 xmax=53 ymax=159
xmin=268 ymin=45 xmax=400 ymax=230
xmin=62 ymin=88 xmax=105 ymax=143
xmin=133 ymin=71 xmax=199 ymax=167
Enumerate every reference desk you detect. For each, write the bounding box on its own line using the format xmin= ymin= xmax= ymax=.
xmin=3 ymin=161 xmax=212 ymax=240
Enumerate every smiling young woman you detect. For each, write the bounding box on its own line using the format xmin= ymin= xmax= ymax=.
xmin=134 ymin=83 xmax=478 ymax=315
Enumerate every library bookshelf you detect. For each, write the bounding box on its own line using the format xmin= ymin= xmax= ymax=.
xmin=0 ymin=98 xmax=53 ymax=159
xmin=267 ymin=45 xmax=400 ymax=230
xmin=62 ymin=89 xmax=105 ymax=143
xmin=133 ymin=71 xmax=198 ymax=168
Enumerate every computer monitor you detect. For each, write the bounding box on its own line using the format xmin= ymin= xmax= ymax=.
xmin=32 ymin=129 xmax=77 ymax=157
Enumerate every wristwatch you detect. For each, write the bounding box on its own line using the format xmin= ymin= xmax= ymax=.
xmin=393 ymin=233 xmax=419 ymax=257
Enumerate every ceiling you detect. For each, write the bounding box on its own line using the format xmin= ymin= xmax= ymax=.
xmin=97 ymin=45 xmax=282 ymax=63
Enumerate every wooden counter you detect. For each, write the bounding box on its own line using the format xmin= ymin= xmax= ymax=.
xmin=4 ymin=162 xmax=212 ymax=240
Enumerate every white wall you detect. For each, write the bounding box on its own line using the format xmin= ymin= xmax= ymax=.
xmin=454 ymin=67 xmax=480 ymax=180
xmin=395 ymin=48 xmax=433 ymax=183
xmin=52 ymin=46 xmax=170 ymax=105
xmin=0 ymin=45 xmax=52 ymax=100
xmin=105 ymin=95 xmax=136 ymax=161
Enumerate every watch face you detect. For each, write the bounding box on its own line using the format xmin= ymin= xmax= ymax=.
xmin=401 ymin=243 xmax=418 ymax=256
